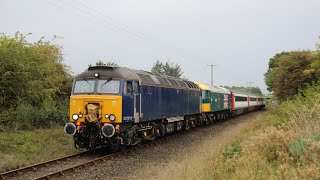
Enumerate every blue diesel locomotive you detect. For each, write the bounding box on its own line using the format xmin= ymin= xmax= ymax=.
xmin=64 ymin=65 xmax=201 ymax=149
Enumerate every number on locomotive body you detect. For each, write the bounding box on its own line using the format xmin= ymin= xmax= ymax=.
xmin=123 ymin=116 xmax=133 ymax=120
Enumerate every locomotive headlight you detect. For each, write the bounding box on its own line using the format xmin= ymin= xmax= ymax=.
xmin=64 ymin=123 xmax=77 ymax=136
xmin=109 ymin=114 xmax=116 ymax=121
xmin=105 ymin=114 xmax=109 ymax=118
xmin=72 ymin=114 xmax=79 ymax=120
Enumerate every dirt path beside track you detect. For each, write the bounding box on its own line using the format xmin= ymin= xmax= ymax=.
xmin=63 ymin=110 xmax=265 ymax=180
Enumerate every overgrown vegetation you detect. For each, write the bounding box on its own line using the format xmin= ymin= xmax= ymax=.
xmin=0 ymin=32 xmax=72 ymax=130
xmin=206 ymin=85 xmax=320 ymax=179
xmin=0 ymin=126 xmax=80 ymax=173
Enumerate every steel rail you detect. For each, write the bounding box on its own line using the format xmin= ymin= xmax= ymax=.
xmin=35 ymin=152 xmax=123 ymax=180
xmin=34 ymin=128 xmax=200 ymax=179
xmin=0 ymin=150 xmax=89 ymax=180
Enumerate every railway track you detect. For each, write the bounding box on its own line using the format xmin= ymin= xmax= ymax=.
xmin=0 ymin=127 xmax=200 ymax=180
xmin=34 ymin=131 xmax=195 ymax=179
xmin=0 ymin=149 xmax=107 ymax=180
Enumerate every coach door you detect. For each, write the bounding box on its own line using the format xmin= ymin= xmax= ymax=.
xmin=133 ymin=81 xmax=141 ymax=123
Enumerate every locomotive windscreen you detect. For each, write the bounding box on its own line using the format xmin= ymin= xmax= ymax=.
xmin=73 ymin=80 xmax=95 ymax=94
xmin=73 ymin=79 xmax=120 ymax=94
xmin=97 ymin=80 xmax=120 ymax=94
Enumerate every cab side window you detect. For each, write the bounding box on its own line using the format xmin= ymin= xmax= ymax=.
xmin=133 ymin=81 xmax=139 ymax=94
xmin=125 ymin=81 xmax=133 ymax=95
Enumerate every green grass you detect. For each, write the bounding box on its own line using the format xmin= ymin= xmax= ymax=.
xmin=0 ymin=126 xmax=80 ymax=173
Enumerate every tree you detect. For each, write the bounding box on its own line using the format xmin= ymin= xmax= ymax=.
xmin=151 ymin=60 xmax=183 ymax=78
xmin=0 ymin=32 xmax=72 ymax=129
xmin=264 ymin=51 xmax=320 ymax=102
xmin=250 ymin=87 xmax=263 ymax=96
xmin=151 ymin=60 xmax=163 ymax=75
xmin=264 ymin=52 xmax=290 ymax=92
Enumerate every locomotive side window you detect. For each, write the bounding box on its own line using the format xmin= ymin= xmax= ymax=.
xmin=133 ymin=81 xmax=139 ymax=94
xmin=126 ymin=81 xmax=133 ymax=94
xmin=73 ymin=80 xmax=95 ymax=94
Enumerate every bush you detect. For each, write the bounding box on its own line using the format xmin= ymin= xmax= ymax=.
xmin=0 ymin=32 xmax=72 ymax=130
xmin=222 ymin=142 xmax=242 ymax=160
xmin=1 ymin=99 xmax=69 ymax=131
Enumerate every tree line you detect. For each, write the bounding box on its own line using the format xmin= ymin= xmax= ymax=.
xmin=264 ymin=46 xmax=320 ymax=102
xmin=223 ymin=86 xmax=263 ymax=96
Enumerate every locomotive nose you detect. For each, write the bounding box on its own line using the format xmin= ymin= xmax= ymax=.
xmin=64 ymin=123 xmax=76 ymax=136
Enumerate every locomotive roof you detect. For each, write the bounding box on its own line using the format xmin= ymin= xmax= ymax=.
xmin=75 ymin=65 xmax=199 ymax=89
xmin=195 ymin=82 xmax=231 ymax=94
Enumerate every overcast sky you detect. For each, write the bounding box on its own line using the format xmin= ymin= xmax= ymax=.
xmin=1 ymin=0 xmax=320 ymax=92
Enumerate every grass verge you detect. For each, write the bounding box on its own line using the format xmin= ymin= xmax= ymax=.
xmin=0 ymin=126 xmax=80 ymax=173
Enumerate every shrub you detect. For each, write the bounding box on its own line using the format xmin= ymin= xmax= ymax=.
xmin=0 ymin=32 xmax=72 ymax=130
xmin=1 ymin=99 xmax=69 ymax=130
xmin=222 ymin=141 xmax=242 ymax=160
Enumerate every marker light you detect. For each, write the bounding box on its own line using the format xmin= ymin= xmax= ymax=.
xmin=109 ymin=114 xmax=116 ymax=121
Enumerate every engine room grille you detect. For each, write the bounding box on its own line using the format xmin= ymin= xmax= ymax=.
xmin=157 ymin=77 xmax=171 ymax=86
xmin=176 ymin=80 xmax=188 ymax=88
xmin=167 ymin=79 xmax=179 ymax=87
xmin=137 ymin=74 xmax=155 ymax=85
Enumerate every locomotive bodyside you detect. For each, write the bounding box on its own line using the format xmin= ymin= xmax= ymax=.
xmin=195 ymin=82 xmax=232 ymax=122
xmin=65 ymin=66 xmax=201 ymax=149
